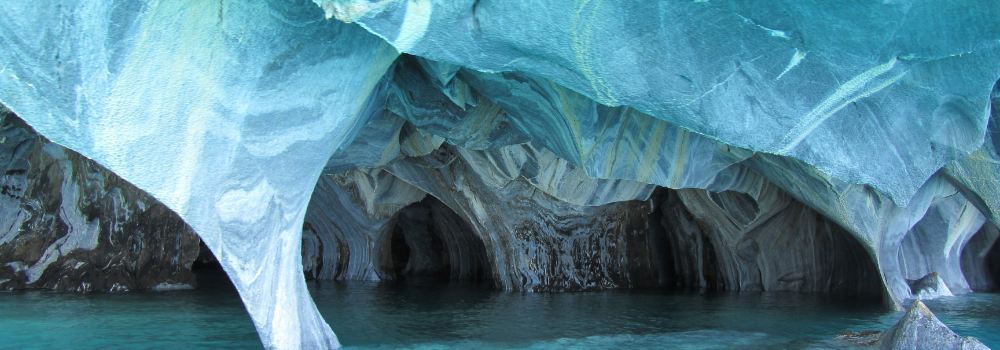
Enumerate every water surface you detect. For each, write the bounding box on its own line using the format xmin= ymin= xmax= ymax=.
xmin=1 ymin=273 xmax=998 ymax=349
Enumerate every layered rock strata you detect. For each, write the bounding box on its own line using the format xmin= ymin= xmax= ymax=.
xmin=384 ymin=52 xmax=1000 ymax=304
xmin=387 ymin=145 xmax=658 ymax=291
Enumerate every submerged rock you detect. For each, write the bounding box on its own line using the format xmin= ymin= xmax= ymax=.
xmin=875 ymin=301 xmax=989 ymax=350
xmin=835 ymin=330 xmax=882 ymax=347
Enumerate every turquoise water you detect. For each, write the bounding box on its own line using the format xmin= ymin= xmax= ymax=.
xmin=1 ymin=272 xmax=998 ymax=349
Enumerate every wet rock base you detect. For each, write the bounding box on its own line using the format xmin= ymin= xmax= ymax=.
xmin=837 ymin=300 xmax=990 ymax=350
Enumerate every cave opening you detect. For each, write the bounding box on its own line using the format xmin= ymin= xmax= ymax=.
xmin=648 ymin=186 xmax=884 ymax=301
xmin=647 ymin=188 xmax=726 ymax=291
xmin=190 ymin=240 xmax=239 ymax=291
xmin=191 ymin=240 xmax=221 ymax=271
xmin=961 ymin=222 xmax=1000 ymax=292
xmin=388 ymin=196 xmax=492 ymax=284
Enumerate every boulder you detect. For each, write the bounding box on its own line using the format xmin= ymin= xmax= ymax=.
xmin=876 ymin=301 xmax=989 ymax=350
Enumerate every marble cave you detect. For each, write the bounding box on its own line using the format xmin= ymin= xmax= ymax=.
xmin=0 ymin=0 xmax=999 ymax=349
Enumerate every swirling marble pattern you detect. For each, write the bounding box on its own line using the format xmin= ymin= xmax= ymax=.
xmin=3 ymin=1 xmax=1000 ymax=348
xmin=0 ymin=112 xmax=199 ymax=292
xmin=0 ymin=1 xmax=397 ymax=348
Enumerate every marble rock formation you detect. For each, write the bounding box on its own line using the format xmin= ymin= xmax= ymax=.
xmin=302 ymin=168 xmax=426 ymax=281
xmin=835 ymin=301 xmax=991 ymax=349
xmin=1 ymin=1 xmax=396 ymax=347
xmin=875 ymin=300 xmax=989 ymax=350
xmin=304 ymin=139 xmax=659 ymax=291
xmin=304 ymin=109 xmax=885 ymax=297
xmin=961 ymin=223 xmax=1000 ymax=292
xmin=0 ymin=111 xmax=199 ymax=292
xmin=387 ymin=144 xmax=659 ymax=291
xmin=2 ymin=0 xmax=1000 ymax=348
xmin=907 ymin=272 xmax=953 ymax=300
xmin=659 ymin=183 xmax=883 ymax=298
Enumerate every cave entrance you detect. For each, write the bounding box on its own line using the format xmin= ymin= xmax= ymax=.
xmin=389 ymin=196 xmax=491 ymax=283
xmin=649 ymin=186 xmax=884 ymax=301
xmin=961 ymin=222 xmax=1000 ymax=292
xmin=190 ymin=240 xmax=240 ymax=291
xmin=647 ymin=188 xmax=727 ymax=292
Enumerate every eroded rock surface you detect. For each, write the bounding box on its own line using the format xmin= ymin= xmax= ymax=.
xmin=837 ymin=301 xmax=991 ymax=349
xmin=908 ymin=272 xmax=953 ymax=300
xmin=3 ymin=0 xmax=1000 ymax=348
xmin=961 ymin=223 xmax=1000 ymax=292
xmin=1 ymin=1 xmax=396 ymax=347
xmin=657 ymin=180 xmax=883 ymax=297
xmin=876 ymin=301 xmax=990 ymax=350
xmin=0 ymin=112 xmax=199 ymax=292
xmin=302 ymin=169 xmax=426 ymax=281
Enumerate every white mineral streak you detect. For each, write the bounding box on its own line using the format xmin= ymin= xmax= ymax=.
xmin=392 ymin=0 xmax=432 ymax=53
xmin=216 ymin=181 xmax=277 ymax=224
xmin=152 ymin=282 xmax=194 ymax=291
xmin=775 ymin=49 xmax=806 ymax=81
xmin=0 ymin=1 xmax=397 ymax=349
xmin=778 ymin=57 xmax=908 ymax=154
xmin=25 ymin=148 xmax=102 ymax=284
xmin=314 ymin=0 xmax=397 ymax=22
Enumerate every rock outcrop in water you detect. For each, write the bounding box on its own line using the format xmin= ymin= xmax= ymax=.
xmin=0 ymin=111 xmax=199 ymax=292
xmin=837 ymin=301 xmax=990 ymax=349
xmin=876 ymin=300 xmax=989 ymax=350
xmin=1 ymin=0 xmax=999 ymax=348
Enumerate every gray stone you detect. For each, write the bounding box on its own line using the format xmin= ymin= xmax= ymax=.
xmin=876 ymin=301 xmax=990 ymax=350
xmin=4 ymin=0 xmax=1000 ymax=347
xmin=0 ymin=112 xmax=199 ymax=292
xmin=835 ymin=330 xmax=882 ymax=347
xmin=653 ymin=177 xmax=883 ymax=297
xmin=302 ymin=169 xmax=426 ymax=281
xmin=908 ymin=272 xmax=953 ymax=300
xmin=961 ymin=223 xmax=1000 ymax=292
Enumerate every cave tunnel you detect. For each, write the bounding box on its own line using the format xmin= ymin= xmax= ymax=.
xmin=962 ymin=222 xmax=1000 ymax=292
xmin=647 ymin=186 xmax=885 ymax=301
xmin=389 ymin=196 xmax=492 ymax=283
xmin=190 ymin=239 xmax=241 ymax=291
